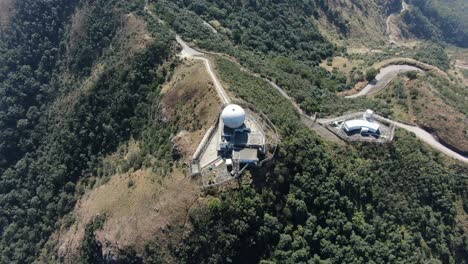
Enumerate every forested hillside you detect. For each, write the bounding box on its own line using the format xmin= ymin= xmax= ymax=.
xmin=0 ymin=0 xmax=467 ymax=263
xmin=0 ymin=0 xmax=174 ymax=262
xmin=403 ymin=0 xmax=468 ymax=47
xmin=168 ymin=57 xmax=468 ymax=264
xmin=149 ymin=1 xmax=467 ymax=263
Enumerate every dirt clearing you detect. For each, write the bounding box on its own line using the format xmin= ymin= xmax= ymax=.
xmin=55 ymin=60 xmax=221 ymax=262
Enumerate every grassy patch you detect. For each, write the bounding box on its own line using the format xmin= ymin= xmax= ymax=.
xmin=422 ymin=73 xmax=468 ymax=115
xmin=0 ymin=0 xmax=15 ymax=29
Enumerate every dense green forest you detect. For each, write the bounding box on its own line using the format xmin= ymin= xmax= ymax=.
xmin=0 ymin=0 xmax=174 ymax=262
xmin=147 ymin=1 xmax=467 ymax=263
xmin=403 ymin=0 xmax=468 ymax=47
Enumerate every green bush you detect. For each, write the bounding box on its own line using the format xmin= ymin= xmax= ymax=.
xmin=365 ymin=68 xmax=379 ymax=81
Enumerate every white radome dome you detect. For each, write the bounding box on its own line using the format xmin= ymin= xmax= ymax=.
xmin=221 ymin=104 xmax=245 ymax=129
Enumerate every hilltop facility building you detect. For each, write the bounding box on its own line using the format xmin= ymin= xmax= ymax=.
xmin=342 ymin=110 xmax=380 ymax=134
xmin=218 ymin=104 xmax=265 ymax=168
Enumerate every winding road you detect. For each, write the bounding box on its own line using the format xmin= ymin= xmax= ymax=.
xmin=174 ymin=36 xmax=467 ymax=163
xmin=346 ymin=65 xmax=423 ymax=98
xmin=342 ymin=63 xmax=467 ymax=162
xmin=387 ymin=120 xmax=468 ymax=163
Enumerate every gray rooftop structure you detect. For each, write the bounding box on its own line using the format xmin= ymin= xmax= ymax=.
xmin=232 ymin=148 xmax=259 ymax=163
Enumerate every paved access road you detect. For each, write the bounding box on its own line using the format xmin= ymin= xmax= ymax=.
xmin=176 ymin=36 xmax=230 ymax=104
xmin=174 ymin=36 xmax=467 ymax=164
xmin=385 ymin=119 xmax=468 ymax=163
xmin=346 ymin=65 xmax=423 ymax=98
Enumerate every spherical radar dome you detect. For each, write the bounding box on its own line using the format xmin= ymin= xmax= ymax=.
xmin=221 ymin=104 xmax=245 ymax=129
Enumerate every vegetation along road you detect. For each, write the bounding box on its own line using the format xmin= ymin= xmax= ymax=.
xmin=345 ymin=65 xmax=423 ymax=98
xmin=382 ymin=118 xmax=468 ymax=163
xmin=175 ymin=37 xmax=467 ymax=164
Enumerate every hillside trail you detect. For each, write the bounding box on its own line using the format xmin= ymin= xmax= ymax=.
xmin=144 ymin=0 xmax=229 ymax=105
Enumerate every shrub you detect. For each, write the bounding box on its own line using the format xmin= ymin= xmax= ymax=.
xmin=365 ymin=68 xmax=379 ymax=81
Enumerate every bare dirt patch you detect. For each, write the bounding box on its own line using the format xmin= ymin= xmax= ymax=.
xmin=0 ymin=0 xmax=15 ymax=29
xmin=67 ymin=10 xmax=152 ymax=62
xmin=374 ymin=77 xmax=468 ymax=154
xmin=407 ymin=79 xmax=468 ymax=155
xmin=68 ymin=6 xmax=88 ymax=53
xmin=55 ymin=61 xmax=222 ymax=262
xmin=314 ymin=1 xmax=387 ymax=46
xmin=386 ymin=13 xmax=404 ymax=44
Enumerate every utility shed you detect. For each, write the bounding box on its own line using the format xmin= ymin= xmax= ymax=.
xmin=232 ymin=148 xmax=259 ymax=164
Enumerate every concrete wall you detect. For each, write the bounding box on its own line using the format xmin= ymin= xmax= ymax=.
xmin=190 ymin=114 xmax=221 ymax=177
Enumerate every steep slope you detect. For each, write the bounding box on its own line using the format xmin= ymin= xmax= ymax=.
xmin=173 ymin=56 xmax=468 ymax=264
xmin=315 ymin=0 xmax=389 ymax=46
xmin=0 ymin=0 xmax=174 ymax=262
xmin=402 ymin=0 xmax=468 ymax=47
xmin=0 ymin=0 xmax=466 ymax=263
xmin=52 ymin=59 xmax=222 ymax=263
xmin=371 ymin=75 xmax=468 ymax=155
